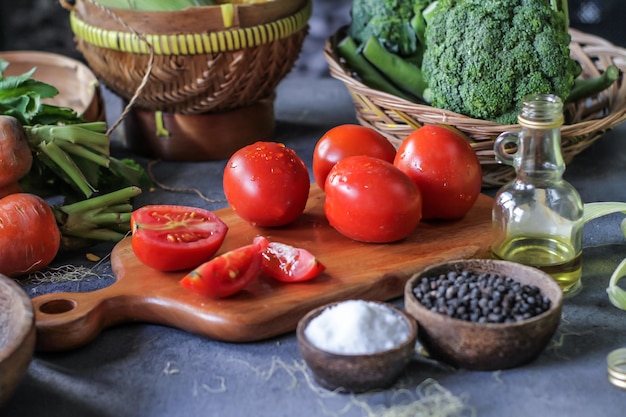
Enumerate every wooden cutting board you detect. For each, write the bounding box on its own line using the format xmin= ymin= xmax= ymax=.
xmin=32 ymin=185 xmax=494 ymax=352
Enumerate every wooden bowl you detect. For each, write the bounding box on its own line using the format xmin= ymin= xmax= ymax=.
xmin=122 ymin=96 xmax=275 ymax=161
xmin=404 ymin=259 xmax=563 ymax=371
xmin=296 ymin=300 xmax=417 ymax=393
xmin=0 ymin=274 xmax=35 ymax=406
xmin=0 ymin=50 xmax=105 ymax=122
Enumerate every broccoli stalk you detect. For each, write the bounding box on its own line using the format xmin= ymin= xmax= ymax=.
xmin=551 ymin=0 xmax=569 ymax=28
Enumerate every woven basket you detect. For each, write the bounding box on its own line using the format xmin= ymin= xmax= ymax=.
xmin=324 ymin=27 xmax=626 ymax=188
xmin=61 ymin=0 xmax=311 ymax=114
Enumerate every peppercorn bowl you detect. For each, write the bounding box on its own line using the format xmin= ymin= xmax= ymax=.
xmin=0 ymin=274 xmax=36 ymax=406
xmin=296 ymin=300 xmax=418 ymax=393
xmin=404 ymin=259 xmax=563 ymax=371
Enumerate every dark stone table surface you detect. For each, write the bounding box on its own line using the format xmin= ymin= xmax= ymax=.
xmin=3 ymin=71 xmax=626 ymax=416
xmin=2 ymin=2 xmax=626 ymax=416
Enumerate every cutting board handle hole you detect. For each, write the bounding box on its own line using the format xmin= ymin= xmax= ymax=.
xmin=38 ymin=299 xmax=76 ymax=315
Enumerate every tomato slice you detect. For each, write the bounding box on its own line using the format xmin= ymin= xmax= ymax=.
xmin=261 ymin=241 xmax=326 ymax=282
xmin=180 ymin=236 xmax=269 ymax=298
xmin=131 ymin=205 xmax=228 ymax=272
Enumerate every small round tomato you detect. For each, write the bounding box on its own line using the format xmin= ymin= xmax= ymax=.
xmin=324 ymin=155 xmax=422 ymax=243
xmin=394 ymin=124 xmax=482 ymax=220
xmin=312 ymin=124 xmax=396 ymax=191
xmin=223 ymin=141 xmax=310 ymax=227
xmin=131 ymin=205 xmax=228 ymax=272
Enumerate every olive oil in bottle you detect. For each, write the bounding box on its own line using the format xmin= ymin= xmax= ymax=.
xmin=492 ymin=235 xmax=582 ymax=293
xmin=491 ymin=94 xmax=584 ymax=295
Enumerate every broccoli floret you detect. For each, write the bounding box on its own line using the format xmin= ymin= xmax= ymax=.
xmin=422 ymin=0 xmax=581 ymax=124
xmin=349 ymin=0 xmax=437 ymax=65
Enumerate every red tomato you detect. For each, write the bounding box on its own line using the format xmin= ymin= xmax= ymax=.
xmin=324 ymin=155 xmax=422 ymax=243
xmin=261 ymin=241 xmax=326 ymax=282
xmin=0 ymin=193 xmax=60 ymax=277
xmin=131 ymin=205 xmax=228 ymax=272
xmin=313 ymin=124 xmax=397 ymax=191
xmin=180 ymin=236 xmax=269 ymax=298
xmin=223 ymin=141 xmax=310 ymax=227
xmin=393 ymin=124 xmax=482 ymax=220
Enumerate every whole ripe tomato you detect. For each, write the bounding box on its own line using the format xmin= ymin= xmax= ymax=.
xmin=131 ymin=205 xmax=228 ymax=272
xmin=0 ymin=193 xmax=60 ymax=277
xmin=223 ymin=142 xmax=310 ymax=227
xmin=312 ymin=124 xmax=397 ymax=191
xmin=324 ymin=155 xmax=422 ymax=243
xmin=393 ymin=124 xmax=482 ymax=220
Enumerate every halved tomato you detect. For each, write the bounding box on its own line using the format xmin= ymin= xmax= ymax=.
xmin=180 ymin=236 xmax=269 ymax=298
xmin=261 ymin=241 xmax=325 ymax=282
xmin=131 ymin=205 xmax=228 ymax=272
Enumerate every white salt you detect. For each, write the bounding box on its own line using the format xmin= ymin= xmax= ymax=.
xmin=304 ymin=300 xmax=411 ymax=355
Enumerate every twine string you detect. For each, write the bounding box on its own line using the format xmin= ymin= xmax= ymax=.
xmin=84 ymin=0 xmax=155 ymax=137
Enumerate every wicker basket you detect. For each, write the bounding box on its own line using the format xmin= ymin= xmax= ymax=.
xmin=324 ymin=27 xmax=626 ymax=188
xmin=61 ymin=0 xmax=311 ymax=114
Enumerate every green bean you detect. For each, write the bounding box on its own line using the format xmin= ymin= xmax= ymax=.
xmin=567 ymin=65 xmax=620 ymax=103
xmin=336 ymin=35 xmax=416 ymax=102
xmin=362 ymin=35 xmax=428 ymax=100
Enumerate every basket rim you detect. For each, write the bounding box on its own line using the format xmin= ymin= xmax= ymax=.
xmin=69 ymin=0 xmax=311 ymax=55
xmin=323 ymin=26 xmax=626 ymax=136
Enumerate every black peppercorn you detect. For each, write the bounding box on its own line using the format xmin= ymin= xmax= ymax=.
xmin=412 ymin=270 xmax=551 ymax=323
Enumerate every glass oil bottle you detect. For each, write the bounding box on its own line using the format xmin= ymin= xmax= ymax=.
xmin=491 ymin=94 xmax=584 ymax=295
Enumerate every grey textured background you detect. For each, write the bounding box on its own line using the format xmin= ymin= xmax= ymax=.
xmin=0 ymin=1 xmax=624 ymax=78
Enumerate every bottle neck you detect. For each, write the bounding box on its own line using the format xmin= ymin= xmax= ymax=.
xmin=515 ymin=125 xmax=565 ymax=180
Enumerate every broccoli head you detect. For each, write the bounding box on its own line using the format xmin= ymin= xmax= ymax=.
xmin=422 ymin=0 xmax=581 ymax=124
xmin=349 ymin=0 xmax=437 ymax=65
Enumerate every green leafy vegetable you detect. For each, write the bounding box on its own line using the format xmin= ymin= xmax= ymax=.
xmin=0 ymin=58 xmax=149 ymax=200
xmin=348 ymin=0 xmax=437 ymax=67
xmin=422 ymin=0 xmax=580 ymax=124
xmin=342 ymin=0 xmax=620 ymax=120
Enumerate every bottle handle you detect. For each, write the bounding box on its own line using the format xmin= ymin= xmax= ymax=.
xmin=493 ymin=131 xmax=519 ymax=166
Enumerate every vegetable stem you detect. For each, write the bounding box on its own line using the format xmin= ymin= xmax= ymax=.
xmin=38 ymin=140 xmax=96 ymax=197
xmin=583 ymin=202 xmax=626 ymax=310
xmin=362 ymin=35 xmax=428 ymax=100
xmin=567 ymin=65 xmax=620 ymax=103
xmin=53 ymin=186 xmax=142 ymax=242
xmin=27 ymin=123 xmax=110 ymax=155
xmin=56 ymin=141 xmax=111 ymax=168
xmin=337 ymin=35 xmax=416 ymax=102
xmin=607 ymin=258 xmax=626 ymax=310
